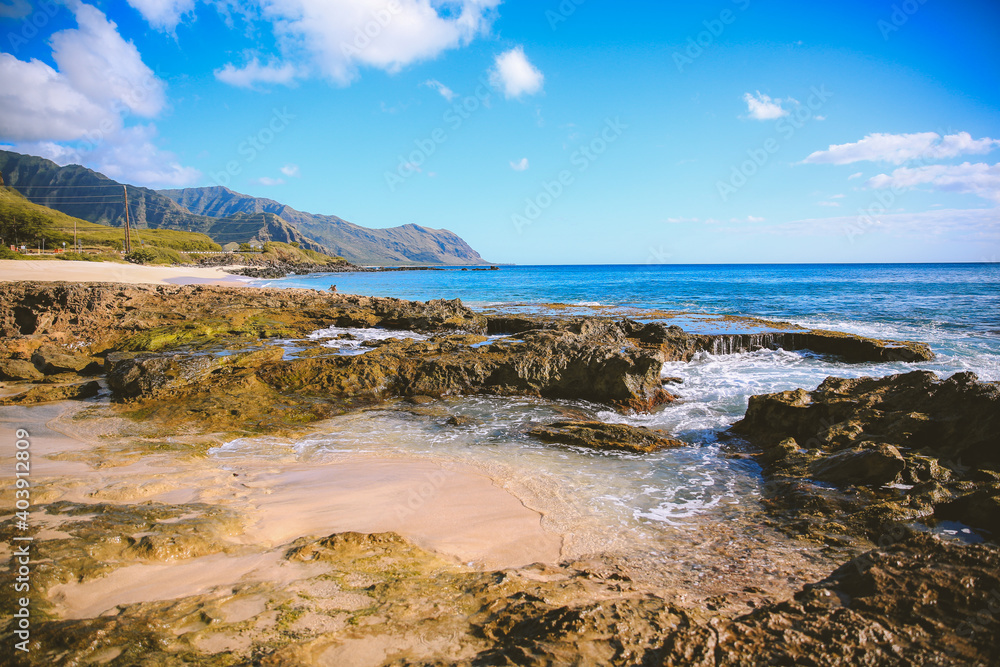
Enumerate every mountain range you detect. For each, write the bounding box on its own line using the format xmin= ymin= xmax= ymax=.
xmin=0 ymin=150 xmax=487 ymax=265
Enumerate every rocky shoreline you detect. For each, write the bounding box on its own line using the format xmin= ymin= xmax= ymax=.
xmin=1 ymin=281 xmax=997 ymax=665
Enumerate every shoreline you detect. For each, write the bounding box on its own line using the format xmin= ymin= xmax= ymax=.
xmin=3 ymin=401 xmax=563 ymax=620
xmin=0 ymin=259 xmax=252 ymax=286
xmin=1 ymin=279 xmax=996 ymax=664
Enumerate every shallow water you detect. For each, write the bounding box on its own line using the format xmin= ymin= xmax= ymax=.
xmin=213 ymin=396 xmax=836 ymax=599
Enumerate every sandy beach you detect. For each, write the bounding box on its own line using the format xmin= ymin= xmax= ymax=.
xmin=0 ymin=259 xmax=249 ymax=286
xmin=0 ymin=400 xmax=562 ymax=621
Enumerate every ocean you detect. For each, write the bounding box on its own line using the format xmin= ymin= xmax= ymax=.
xmin=222 ymin=263 xmax=1000 ymax=566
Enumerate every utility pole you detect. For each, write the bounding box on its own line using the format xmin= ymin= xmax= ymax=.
xmin=122 ymin=185 xmax=132 ymax=253
xmin=74 ymin=217 xmax=78 ymax=253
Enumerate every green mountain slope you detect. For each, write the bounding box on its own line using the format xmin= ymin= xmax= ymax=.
xmin=0 ymin=151 xmax=489 ymax=265
xmin=160 ymin=186 xmax=487 ymax=266
xmin=0 ymin=151 xmax=329 ymax=254
xmin=0 ymin=187 xmax=221 ymax=260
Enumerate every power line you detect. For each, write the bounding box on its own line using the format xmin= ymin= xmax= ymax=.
xmin=22 ymin=194 xmax=131 ymax=199
xmin=7 ymin=184 xmax=124 ymax=188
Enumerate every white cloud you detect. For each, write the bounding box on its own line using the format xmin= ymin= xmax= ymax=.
xmin=489 ymin=46 xmax=544 ymax=99
xmin=0 ymin=3 xmax=197 ymax=188
xmin=0 ymin=55 xmax=113 ymax=141
xmin=509 ymin=157 xmax=529 ymax=171
xmin=867 ymin=162 xmax=1000 ymax=203
xmin=742 ymin=91 xmax=790 ymax=121
xmin=1 ymin=3 xmax=165 ymax=142
xmin=830 ymin=194 xmax=845 ymax=198
xmin=215 ymin=58 xmax=298 ymax=88
xmin=746 ymin=215 xmax=765 ymax=222
xmin=280 ymin=163 xmax=300 ymax=177
xmin=126 ymin=0 xmax=195 ymax=31
xmin=255 ymin=176 xmax=285 ymax=186
xmin=86 ymin=125 xmax=201 ymax=187
xmin=848 ymin=172 xmax=863 ymax=180
xmin=261 ymin=0 xmax=500 ymax=85
xmin=51 ymin=3 xmax=166 ymax=117
xmin=818 ymin=201 xmax=841 ymax=207
xmin=804 ymin=132 xmax=1000 ymax=165
xmin=423 ymin=78 xmax=456 ymax=102
xmin=2 ymin=141 xmax=82 ymax=165
xmin=665 ymin=217 xmax=699 ymax=224
xmin=12 ymin=125 xmax=200 ymax=187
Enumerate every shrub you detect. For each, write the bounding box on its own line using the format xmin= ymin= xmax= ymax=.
xmin=125 ymin=248 xmax=156 ymax=264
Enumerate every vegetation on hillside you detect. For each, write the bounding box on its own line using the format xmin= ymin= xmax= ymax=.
xmin=0 ymin=187 xmax=221 ymax=261
xmin=263 ymin=241 xmax=351 ymax=265
xmin=0 ymin=188 xmax=356 ymax=272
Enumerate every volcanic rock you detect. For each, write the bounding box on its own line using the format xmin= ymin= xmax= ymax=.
xmin=529 ymin=420 xmax=685 ymax=453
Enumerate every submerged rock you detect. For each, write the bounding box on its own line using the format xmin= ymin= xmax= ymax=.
xmin=529 ymin=420 xmax=685 ymax=453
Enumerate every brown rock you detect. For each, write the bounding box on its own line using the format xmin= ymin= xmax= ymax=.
xmin=529 ymin=420 xmax=685 ymax=453
xmin=0 ymin=380 xmax=100 ymax=405
xmin=0 ymin=358 xmax=44 ymax=381
xmin=809 ymin=442 xmax=906 ymax=486
xmin=31 ymin=344 xmax=99 ymax=375
xmin=731 ymin=370 xmax=1000 ymax=539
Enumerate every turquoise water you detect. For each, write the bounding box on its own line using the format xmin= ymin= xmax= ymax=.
xmin=226 ymin=264 xmax=1000 ymax=557
xmin=257 ymin=263 xmax=1000 ymax=380
xmin=259 ymin=263 xmax=1000 ymax=330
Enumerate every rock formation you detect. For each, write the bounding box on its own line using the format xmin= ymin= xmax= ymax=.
xmin=731 ymin=370 xmax=1000 ymax=540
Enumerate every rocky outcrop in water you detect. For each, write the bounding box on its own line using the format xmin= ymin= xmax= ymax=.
xmin=731 ymin=370 xmax=1000 ymax=541
xmin=528 ymin=420 xmax=685 ymax=453
xmin=0 ymin=282 xmax=935 ymax=428
xmin=625 ymin=320 xmax=934 ymax=363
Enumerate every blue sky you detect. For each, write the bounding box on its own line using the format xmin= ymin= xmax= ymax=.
xmin=2 ymin=0 xmax=999 ymax=263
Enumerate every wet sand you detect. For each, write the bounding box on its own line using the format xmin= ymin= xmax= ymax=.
xmin=0 ymin=259 xmax=249 ymax=286
xmin=0 ymin=401 xmax=562 ymax=620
